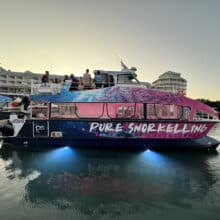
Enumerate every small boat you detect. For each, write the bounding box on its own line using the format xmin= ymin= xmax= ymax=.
xmin=0 ymin=68 xmax=219 ymax=150
xmin=0 ymin=96 xmax=30 ymax=120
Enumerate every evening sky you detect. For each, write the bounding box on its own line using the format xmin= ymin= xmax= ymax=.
xmin=0 ymin=0 xmax=219 ymax=100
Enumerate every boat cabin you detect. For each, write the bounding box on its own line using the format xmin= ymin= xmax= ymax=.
xmin=29 ymin=101 xmax=218 ymax=122
xmin=93 ymin=68 xmax=140 ymax=88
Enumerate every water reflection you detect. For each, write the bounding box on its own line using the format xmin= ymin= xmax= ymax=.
xmin=0 ymin=148 xmax=219 ymax=217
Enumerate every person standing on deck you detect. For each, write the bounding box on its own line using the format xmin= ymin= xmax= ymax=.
xmin=82 ymin=69 xmax=92 ymax=89
xmin=70 ymin=74 xmax=79 ymax=90
xmin=41 ymin=71 xmax=50 ymax=83
xmin=94 ymin=71 xmax=103 ymax=88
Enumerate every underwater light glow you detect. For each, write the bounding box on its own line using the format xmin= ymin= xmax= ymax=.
xmin=43 ymin=146 xmax=76 ymax=163
xmin=138 ymin=149 xmax=180 ymax=171
xmin=139 ymin=149 xmax=170 ymax=165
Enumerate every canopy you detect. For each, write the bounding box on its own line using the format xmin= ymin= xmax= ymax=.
xmin=0 ymin=95 xmax=12 ymax=102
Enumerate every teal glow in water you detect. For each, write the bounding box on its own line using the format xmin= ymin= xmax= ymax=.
xmin=0 ymin=124 xmax=220 ymax=219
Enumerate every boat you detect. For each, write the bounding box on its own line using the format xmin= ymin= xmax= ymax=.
xmin=0 ymin=67 xmax=219 ymax=150
xmin=0 ymin=95 xmax=30 ymax=120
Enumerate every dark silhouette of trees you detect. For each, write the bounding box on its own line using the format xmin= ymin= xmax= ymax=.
xmin=197 ymin=99 xmax=220 ymax=116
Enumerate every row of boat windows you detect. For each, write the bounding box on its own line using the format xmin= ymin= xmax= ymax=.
xmin=194 ymin=110 xmax=218 ymax=121
xmin=31 ymin=102 xmax=192 ymax=120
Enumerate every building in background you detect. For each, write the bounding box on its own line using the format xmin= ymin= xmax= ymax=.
xmin=0 ymin=66 xmax=187 ymax=96
xmin=0 ymin=67 xmax=64 ymax=96
xmin=152 ymin=71 xmax=187 ymax=95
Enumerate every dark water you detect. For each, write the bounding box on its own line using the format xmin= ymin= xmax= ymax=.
xmin=1 ymin=125 xmax=220 ymax=220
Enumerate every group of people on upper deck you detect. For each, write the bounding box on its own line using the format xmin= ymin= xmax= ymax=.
xmin=41 ymin=69 xmax=114 ymax=90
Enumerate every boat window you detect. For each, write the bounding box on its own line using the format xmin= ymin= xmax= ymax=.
xmin=106 ymin=103 xmax=143 ymax=119
xmin=117 ymin=106 xmax=135 ymax=118
xmin=50 ymin=103 xmax=77 ymax=118
xmin=31 ymin=102 xmax=49 ymax=119
xmin=160 ymin=104 xmax=176 ymax=118
xmin=147 ymin=104 xmax=158 ymax=119
xmin=75 ymin=103 xmax=104 ymax=118
xmin=177 ymin=106 xmax=183 ymax=118
xmin=147 ymin=104 xmax=188 ymax=120
xmin=117 ymin=74 xmax=139 ymax=84
xmin=182 ymin=106 xmax=191 ymax=120
xmin=156 ymin=104 xmax=174 ymax=119
xmin=137 ymin=103 xmax=144 ymax=119
xmin=194 ymin=110 xmax=217 ymax=121
xmin=162 ymin=105 xmax=168 ymax=117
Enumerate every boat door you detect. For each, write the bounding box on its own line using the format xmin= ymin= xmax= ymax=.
xmin=33 ymin=121 xmax=49 ymax=137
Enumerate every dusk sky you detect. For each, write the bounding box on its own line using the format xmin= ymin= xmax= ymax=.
xmin=0 ymin=0 xmax=220 ymax=100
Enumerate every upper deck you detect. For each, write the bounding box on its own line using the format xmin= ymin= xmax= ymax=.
xmin=31 ymin=67 xmax=146 ymax=96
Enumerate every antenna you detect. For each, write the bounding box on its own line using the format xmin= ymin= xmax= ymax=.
xmin=120 ymin=60 xmax=129 ymax=70
xmin=113 ymin=53 xmax=127 ymax=70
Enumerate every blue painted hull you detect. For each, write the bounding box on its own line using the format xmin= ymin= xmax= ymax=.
xmin=1 ymin=135 xmax=219 ymax=151
xmin=1 ymin=119 xmax=219 ymax=151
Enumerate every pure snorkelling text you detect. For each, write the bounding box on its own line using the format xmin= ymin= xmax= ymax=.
xmin=89 ymin=122 xmax=208 ymax=134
